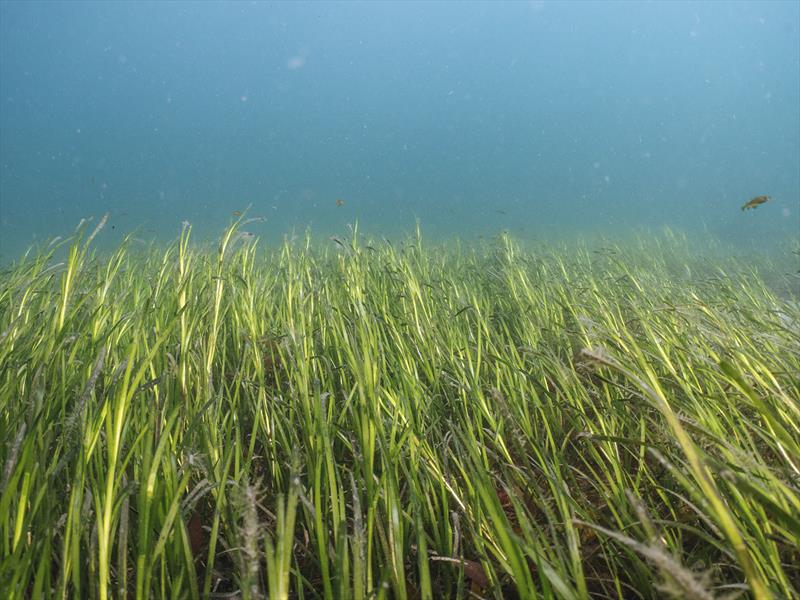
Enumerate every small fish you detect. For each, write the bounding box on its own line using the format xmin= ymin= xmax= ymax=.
xmin=232 ymin=210 xmax=242 ymax=216
xmin=336 ymin=199 xmax=345 ymax=207
xmin=741 ymin=195 xmax=770 ymax=211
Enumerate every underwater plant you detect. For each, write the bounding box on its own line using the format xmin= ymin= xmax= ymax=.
xmin=0 ymin=220 xmax=798 ymax=599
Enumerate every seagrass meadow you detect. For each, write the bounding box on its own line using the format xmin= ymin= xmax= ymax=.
xmin=1 ymin=218 xmax=798 ymax=600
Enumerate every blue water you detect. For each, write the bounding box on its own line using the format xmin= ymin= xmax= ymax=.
xmin=1 ymin=0 xmax=798 ymax=258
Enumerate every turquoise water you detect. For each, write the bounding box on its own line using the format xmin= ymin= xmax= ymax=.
xmin=1 ymin=0 xmax=798 ymax=259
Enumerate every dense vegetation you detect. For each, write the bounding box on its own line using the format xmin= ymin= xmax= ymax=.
xmin=1 ymin=218 xmax=798 ymax=599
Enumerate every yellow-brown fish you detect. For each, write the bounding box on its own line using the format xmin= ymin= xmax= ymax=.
xmin=232 ymin=210 xmax=242 ymax=216
xmin=741 ymin=195 xmax=770 ymax=211
xmin=336 ymin=199 xmax=345 ymax=207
